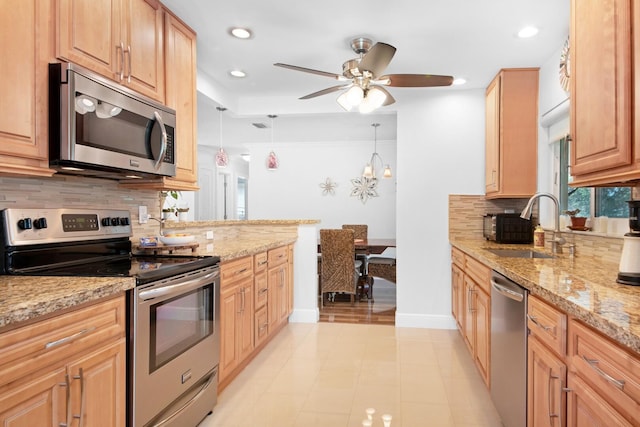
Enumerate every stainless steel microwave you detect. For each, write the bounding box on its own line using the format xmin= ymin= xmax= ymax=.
xmin=49 ymin=63 xmax=176 ymax=180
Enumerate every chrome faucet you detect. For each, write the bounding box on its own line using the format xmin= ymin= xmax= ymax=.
xmin=520 ymin=192 xmax=566 ymax=254
xmin=148 ymin=217 xmax=165 ymax=236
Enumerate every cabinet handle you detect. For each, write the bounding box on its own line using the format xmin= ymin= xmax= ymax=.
xmin=548 ymin=369 xmax=559 ymax=422
xmin=527 ymin=314 xmax=552 ymax=332
xmin=467 ymin=288 xmax=476 ymax=312
xmin=125 ymin=45 xmax=132 ymax=83
xmin=582 ymin=355 xmax=626 ymax=390
xmin=258 ymin=260 xmax=267 ymax=266
xmin=59 ymin=374 xmax=72 ymax=427
xmin=45 ymin=327 xmax=96 ymax=350
xmin=117 ymin=42 xmax=125 ymax=80
xmin=236 ymin=267 xmax=248 ymax=275
xmin=258 ymin=287 xmax=268 ymax=295
xmin=72 ymin=368 xmax=86 ymax=427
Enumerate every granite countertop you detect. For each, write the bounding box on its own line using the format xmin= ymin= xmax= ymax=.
xmin=187 ymin=236 xmax=298 ymax=261
xmin=164 ymin=219 xmax=320 ymax=229
xmin=0 ymin=275 xmax=135 ymax=330
xmin=0 ymin=234 xmax=296 ymax=331
xmin=451 ymin=238 xmax=640 ymax=353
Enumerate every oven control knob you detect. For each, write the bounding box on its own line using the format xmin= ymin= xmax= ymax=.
xmin=101 ymin=217 xmax=111 ymax=227
xmin=18 ymin=218 xmax=32 ymax=230
xmin=110 ymin=217 xmax=119 ymax=226
xmin=119 ymin=217 xmax=130 ymax=226
xmin=33 ymin=218 xmax=47 ymax=229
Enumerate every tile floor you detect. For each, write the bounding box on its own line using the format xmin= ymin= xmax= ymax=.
xmin=198 ymin=322 xmax=502 ymax=427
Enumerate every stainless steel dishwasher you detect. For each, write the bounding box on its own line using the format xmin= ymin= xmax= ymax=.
xmin=490 ymin=270 xmax=528 ymax=427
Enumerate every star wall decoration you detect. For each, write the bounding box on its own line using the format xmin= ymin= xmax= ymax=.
xmin=350 ymin=176 xmax=378 ymax=204
xmin=319 ymin=177 xmax=337 ymax=196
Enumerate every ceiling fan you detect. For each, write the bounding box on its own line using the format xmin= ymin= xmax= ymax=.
xmin=274 ymin=37 xmax=454 ymax=113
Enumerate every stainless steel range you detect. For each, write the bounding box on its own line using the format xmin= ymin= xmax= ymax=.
xmin=0 ymin=208 xmax=220 ymax=427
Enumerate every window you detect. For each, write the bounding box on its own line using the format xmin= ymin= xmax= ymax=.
xmin=559 ymin=137 xmax=630 ymax=218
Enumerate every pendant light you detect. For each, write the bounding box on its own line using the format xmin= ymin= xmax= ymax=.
xmin=267 ymin=114 xmax=279 ymax=170
xmin=215 ymin=106 xmax=229 ymax=168
xmin=363 ymin=123 xmax=392 ymax=179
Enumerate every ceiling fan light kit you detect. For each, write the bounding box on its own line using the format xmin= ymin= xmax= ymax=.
xmin=275 ymin=37 xmax=453 ymax=113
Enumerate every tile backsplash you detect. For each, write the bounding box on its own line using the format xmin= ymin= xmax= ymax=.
xmin=0 ymin=175 xmax=161 ymax=239
xmin=449 ymin=194 xmax=624 ymax=264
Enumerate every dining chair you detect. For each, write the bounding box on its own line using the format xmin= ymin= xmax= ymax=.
xmin=319 ymin=229 xmax=362 ymax=306
xmin=368 ymin=253 xmax=396 ymax=283
xmin=341 ymin=224 xmax=368 ymax=275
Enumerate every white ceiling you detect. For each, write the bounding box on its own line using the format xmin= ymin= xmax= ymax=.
xmin=161 ymin=0 xmax=569 ymax=151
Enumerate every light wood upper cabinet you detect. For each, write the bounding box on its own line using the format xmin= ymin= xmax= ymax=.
xmin=57 ymin=0 xmax=165 ymax=102
xmin=0 ymin=0 xmax=55 ymax=177
xmin=485 ymin=68 xmax=539 ymax=199
xmin=569 ymin=0 xmax=635 ymax=186
xmin=119 ymin=9 xmax=198 ymax=191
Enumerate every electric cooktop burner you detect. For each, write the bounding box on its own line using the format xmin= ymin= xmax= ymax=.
xmin=0 ymin=208 xmax=219 ymax=285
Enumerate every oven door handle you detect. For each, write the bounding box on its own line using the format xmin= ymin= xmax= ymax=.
xmin=138 ymin=271 xmax=218 ymax=300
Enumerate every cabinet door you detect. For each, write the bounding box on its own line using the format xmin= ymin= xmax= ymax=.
xmin=122 ymin=0 xmax=164 ymax=101
xmin=462 ymin=276 xmax=475 ymax=354
xmin=485 ymin=76 xmax=500 ymax=194
xmin=163 ymin=11 xmax=198 ymax=188
xmin=219 ymin=285 xmax=239 ymax=383
xmin=0 ymin=0 xmax=54 ymax=177
xmin=570 ymin=0 xmax=633 ymax=177
xmin=238 ymin=282 xmax=254 ymax=363
xmin=277 ymin=264 xmax=290 ymax=324
xmin=528 ymin=337 xmax=567 ymax=427
xmin=567 ymin=373 xmax=633 ymax=427
xmin=57 ymin=0 xmax=122 ymax=79
xmin=474 ymin=288 xmax=490 ymax=386
xmin=254 ymin=270 xmax=268 ymax=310
xmin=267 ymin=267 xmax=279 ymax=329
xmin=451 ymin=264 xmax=464 ymax=331
xmin=67 ymin=339 xmax=126 ymax=427
xmin=0 ymin=367 xmax=66 ymax=427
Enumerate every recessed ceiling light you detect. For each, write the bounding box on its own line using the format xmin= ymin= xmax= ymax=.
xmin=453 ymin=78 xmax=467 ymax=86
xmin=230 ymin=27 xmax=252 ymax=39
xmin=229 ymin=70 xmax=246 ymax=78
xmin=518 ymin=26 xmax=539 ymax=38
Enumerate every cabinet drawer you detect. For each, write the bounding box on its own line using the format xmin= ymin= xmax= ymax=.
xmin=221 ymin=256 xmax=253 ymax=287
xmin=527 ymin=295 xmax=567 ymax=357
xmin=465 ymin=254 xmax=491 ymax=293
xmin=0 ymin=296 xmax=125 ymax=388
xmin=254 ymin=252 xmax=268 ymax=273
xmin=254 ymin=306 xmax=269 ymax=347
xmin=451 ymin=247 xmax=465 ymax=268
xmin=569 ymin=319 xmax=640 ymax=424
xmin=268 ymin=246 xmax=288 ymax=267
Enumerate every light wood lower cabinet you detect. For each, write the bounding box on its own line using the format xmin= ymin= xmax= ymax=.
xmin=0 ymin=295 xmax=126 ymax=427
xmin=450 ymin=247 xmax=491 ymax=386
xmin=219 ymin=256 xmax=254 ymax=384
xmin=528 ymin=335 xmax=567 ymax=427
xmin=220 ymin=245 xmax=293 ymax=390
xmin=527 ymin=294 xmax=640 ymax=426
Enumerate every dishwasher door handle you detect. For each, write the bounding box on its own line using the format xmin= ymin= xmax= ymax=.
xmin=491 ymin=278 xmax=525 ymax=302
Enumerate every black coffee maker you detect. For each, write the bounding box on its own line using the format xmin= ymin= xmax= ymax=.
xmin=617 ymin=200 xmax=640 ymax=285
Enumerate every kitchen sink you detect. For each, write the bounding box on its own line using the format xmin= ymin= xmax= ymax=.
xmin=486 ymin=248 xmax=554 ymax=259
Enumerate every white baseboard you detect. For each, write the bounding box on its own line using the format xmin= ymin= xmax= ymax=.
xmin=395 ymin=313 xmax=457 ymax=329
xmin=289 ymin=308 xmax=319 ymax=323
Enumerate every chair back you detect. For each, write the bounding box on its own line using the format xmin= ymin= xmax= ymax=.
xmin=319 ymin=229 xmax=358 ymax=295
xmin=342 ymin=224 xmax=368 ymax=240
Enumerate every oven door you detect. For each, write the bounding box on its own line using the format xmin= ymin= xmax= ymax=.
xmin=132 ymin=265 xmax=220 ymax=427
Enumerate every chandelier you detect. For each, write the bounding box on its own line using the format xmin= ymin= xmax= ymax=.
xmin=363 ymin=123 xmax=392 ymax=179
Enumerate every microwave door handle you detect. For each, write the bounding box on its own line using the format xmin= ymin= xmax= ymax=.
xmin=153 ymin=111 xmax=168 ymax=170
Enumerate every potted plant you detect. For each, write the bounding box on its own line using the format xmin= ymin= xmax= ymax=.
xmin=161 ymin=191 xmax=180 ymax=221
xmin=563 ymin=209 xmax=587 ymax=229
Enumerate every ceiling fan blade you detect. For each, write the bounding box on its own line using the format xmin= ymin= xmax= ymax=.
xmin=299 ymin=85 xmax=350 ymax=100
xmin=274 ymin=63 xmax=344 ymax=80
xmin=379 ymin=74 xmax=454 ymax=87
xmin=358 ymin=42 xmax=396 ymax=77
xmin=374 ymin=86 xmax=396 ymax=106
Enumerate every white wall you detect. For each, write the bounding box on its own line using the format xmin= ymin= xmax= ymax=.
xmin=246 ymin=140 xmax=397 ymax=238
xmin=395 ymin=90 xmax=486 ymax=328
